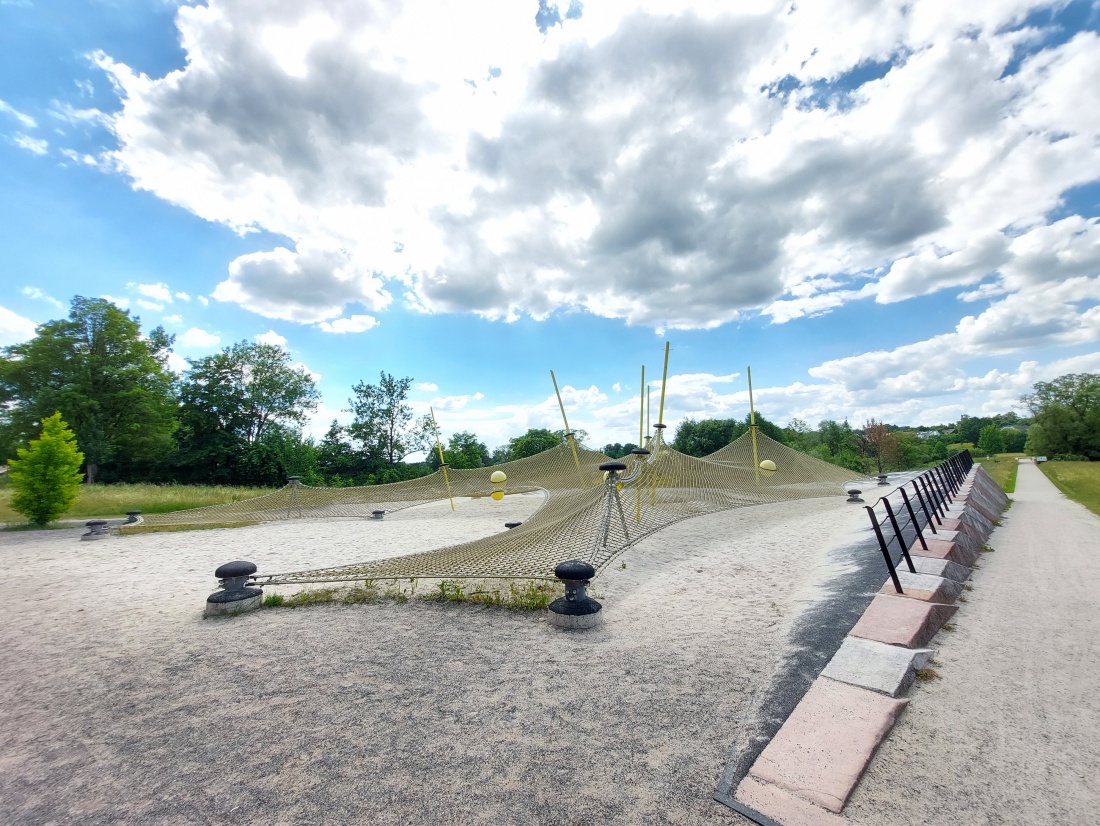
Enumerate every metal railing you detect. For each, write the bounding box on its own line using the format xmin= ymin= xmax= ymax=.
xmin=862 ymin=451 xmax=974 ymax=593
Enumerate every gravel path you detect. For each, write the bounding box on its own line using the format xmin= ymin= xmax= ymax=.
xmin=844 ymin=461 xmax=1100 ymax=825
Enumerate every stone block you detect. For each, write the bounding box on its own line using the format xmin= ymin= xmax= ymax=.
xmin=821 ymin=637 xmax=934 ymax=697
xmin=849 ymin=595 xmax=958 ymax=649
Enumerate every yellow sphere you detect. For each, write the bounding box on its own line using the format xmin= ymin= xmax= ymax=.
xmin=490 ymin=490 xmax=505 ymax=501
xmin=490 ymin=470 xmax=507 ymax=484
xmin=759 ymin=459 xmax=777 ymax=472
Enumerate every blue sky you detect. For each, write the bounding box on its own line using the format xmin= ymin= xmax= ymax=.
xmin=2 ymin=0 xmax=1099 ymax=454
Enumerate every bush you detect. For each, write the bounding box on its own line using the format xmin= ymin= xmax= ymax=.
xmin=1050 ymin=454 xmax=1090 ymax=462
xmin=8 ymin=412 xmax=85 ymax=525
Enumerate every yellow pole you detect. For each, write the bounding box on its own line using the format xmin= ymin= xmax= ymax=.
xmin=748 ymin=367 xmax=760 ymax=485
xmin=430 ymin=406 xmax=455 ymax=511
xmin=657 ymin=341 xmax=670 ymax=428
xmin=550 ymin=369 xmax=580 ymax=469
xmin=646 ymin=386 xmax=651 ymax=439
xmin=638 ymin=365 xmax=645 ymax=447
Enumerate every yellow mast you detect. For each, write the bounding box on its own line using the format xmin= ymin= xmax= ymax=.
xmin=748 ymin=367 xmax=760 ymax=485
xmin=550 ymin=369 xmax=580 ymax=469
xmin=430 ymin=406 xmax=455 ymax=511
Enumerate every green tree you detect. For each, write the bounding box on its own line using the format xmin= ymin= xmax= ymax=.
xmin=1002 ymin=428 xmax=1028 ymax=453
xmin=508 ymin=428 xmax=565 ymax=460
xmin=349 ymin=373 xmax=431 ymax=466
xmin=175 ymin=341 xmax=320 ymax=484
xmin=0 ymin=297 xmax=177 ymax=483
xmin=8 ymin=412 xmax=85 ymax=525
xmin=861 ymin=418 xmax=900 ymax=473
xmin=1023 ymin=373 xmax=1100 ymax=459
xmin=976 ymin=424 xmax=1006 ymax=456
xmin=431 ymin=431 xmax=490 ymax=470
xmin=672 ymin=418 xmax=740 ymax=456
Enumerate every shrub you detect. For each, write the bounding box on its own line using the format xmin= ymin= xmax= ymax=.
xmin=8 ymin=412 xmax=85 ymax=525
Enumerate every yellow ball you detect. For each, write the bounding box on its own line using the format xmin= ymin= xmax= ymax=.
xmin=759 ymin=459 xmax=777 ymax=472
xmin=490 ymin=470 xmax=507 ymax=484
xmin=490 ymin=490 xmax=505 ymax=501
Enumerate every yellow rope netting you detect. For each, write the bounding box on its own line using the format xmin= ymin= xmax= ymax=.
xmin=124 ymin=431 xmax=865 ymax=584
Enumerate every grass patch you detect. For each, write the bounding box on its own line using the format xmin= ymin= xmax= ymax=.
xmin=977 ymin=453 xmax=1025 ymax=493
xmin=981 ymin=545 xmax=995 ymax=553
xmin=1 ymin=521 xmax=81 ymax=532
xmin=0 ymin=482 xmax=274 ymax=524
xmin=262 ymin=577 xmax=560 ymax=613
xmin=941 ymin=622 xmax=956 ymax=632
xmin=914 ymin=666 xmax=941 ymax=682
xmin=1039 ymin=461 xmax=1100 ymax=517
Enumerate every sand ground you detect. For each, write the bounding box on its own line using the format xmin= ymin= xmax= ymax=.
xmin=0 ymin=494 xmax=867 ymax=825
xmin=844 ymin=461 xmax=1100 ymax=825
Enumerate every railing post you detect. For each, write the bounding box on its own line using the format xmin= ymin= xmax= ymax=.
xmin=866 ymin=506 xmax=904 ymax=594
xmin=900 ymin=487 xmax=931 ymax=547
xmin=882 ymin=499 xmax=917 ymax=573
xmin=911 ymin=481 xmax=939 ymax=531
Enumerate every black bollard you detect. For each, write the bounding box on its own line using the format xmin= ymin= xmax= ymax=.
xmin=204 ymin=560 xmax=264 ymax=617
xmin=548 ymin=560 xmax=602 ymax=629
xmin=81 ymin=520 xmax=110 ymax=541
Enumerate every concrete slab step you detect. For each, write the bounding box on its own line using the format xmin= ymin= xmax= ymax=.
xmin=733 ymin=776 xmax=849 ymax=826
xmin=849 ymin=594 xmax=958 ymax=648
xmin=878 ymin=570 xmax=963 ymax=603
xmin=821 ymin=636 xmax=934 ymax=697
xmin=747 ymin=677 xmax=909 ymax=813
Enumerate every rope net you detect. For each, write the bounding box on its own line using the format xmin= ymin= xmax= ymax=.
xmin=126 ymin=431 xmax=864 ymax=584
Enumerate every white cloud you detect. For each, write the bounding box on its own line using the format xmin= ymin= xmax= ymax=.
xmin=132 ymin=282 xmax=174 ymax=303
xmin=177 ymin=327 xmax=221 ymax=349
xmin=416 ymin=382 xmax=439 ymax=392
xmin=292 ymin=360 xmax=321 ymax=382
xmin=197 ymin=296 xmax=209 ymax=306
xmin=21 ymin=287 xmax=65 ymax=310
xmin=0 ymin=99 xmax=35 ymax=128
xmin=254 ymin=329 xmax=287 ymax=346
xmin=163 ymin=314 xmax=183 ymax=324
xmin=13 ymin=135 xmax=47 ymax=155
xmin=0 ymin=305 xmax=37 ymax=346
xmin=429 ymin=392 xmax=486 ymax=412
xmin=86 ymin=0 xmax=1100 ymax=358
xmin=165 ymin=351 xmax=190 ymax=374
xmin=101 ymin=294 xmax=130 ymax=309
xmin=136 ymin=299 xmax=164 ymax=311
xmin=316 ymin=314 xmax=378 ymax=334
xmin=175 ymin=291 xmax=191 ymax=301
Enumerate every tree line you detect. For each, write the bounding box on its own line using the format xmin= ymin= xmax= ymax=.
xmin=3 ymin=298 xmax=1096 ymax=489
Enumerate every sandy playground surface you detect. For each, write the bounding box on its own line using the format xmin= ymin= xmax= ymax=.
xmin=0 ymin=493 xmax=869 ymax=825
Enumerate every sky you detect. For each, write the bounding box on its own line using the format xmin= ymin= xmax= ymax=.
xmin=1 ymin=0 xmax=1099 ymax=456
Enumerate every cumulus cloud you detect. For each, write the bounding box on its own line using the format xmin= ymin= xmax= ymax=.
xmin=86 ymin=0 xmax=1100 ymax=376
xmin=316 ymin=314 xmax=378 ymax=334
xmin=132 ymin=282 xmax=174 ymax=303
xmin=177 ymin=327 xmax=221 ymax=349
xmin=0 ymin=99 xmax=35 ymax=128
xmin=254 ymin=329 xmax=287 ymax=346
xmin=215 ymin=246 xmax=390 ymax=324
xmin=416 ymin=382 xmax=439 ymax=392
xmin=0 ymin=305 xmax=37 ymax=346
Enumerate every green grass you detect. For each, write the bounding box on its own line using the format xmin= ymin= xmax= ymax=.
xmin=1040 ymin=461 xmax=1100 ymax=517
xmin=0 ymin=482 xmax=274 ymax=524
xmin=976 ymin=453 xmax=1025 ymax=493
xmin=261 ymin=577 xmax=559 ymax=613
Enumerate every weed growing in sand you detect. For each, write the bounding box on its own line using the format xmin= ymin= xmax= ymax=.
xmin=620 ymin=561 xmax=627 ymax=570
xmin=283 ymin=588 xmax=339 ymax=608
xmin=263 ymin=593 xmax=286 ymax=608
xmin=957 ymin=596 xmax=968 ymax=603
xmin=915 ymin=667 xmax=940 ymax=682
xmin=981 ymin=545 xmax=996 ymax=553
xmin=942 ymin=622 xmax=956 ymax=632
xmin=964 ymin=584 xmax=974 ymax=591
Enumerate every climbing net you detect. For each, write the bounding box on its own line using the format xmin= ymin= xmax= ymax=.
xmin=126 ymin=430 xmax=863 ymax=584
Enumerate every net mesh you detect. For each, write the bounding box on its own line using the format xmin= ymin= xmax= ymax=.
xmin=125 ymin=431 xmax=864 ymax=584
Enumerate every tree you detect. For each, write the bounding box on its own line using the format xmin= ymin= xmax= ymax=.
xmin=672 ymin=418 xmax=740 ymax=456
xmin=600 ymin=442 xmax=638 ymax=459
xmin=976 ymin=424 xmax=1006 ymax=456
xmin=175 ymin=341 xmax=320 ymax=484
xmin=508 ymin=428 xmax=565 ymax=460
xmin=862 ymin=418 xmax=900 ymax=473
xmin=0 ymin=297 xmax=177 ymax=483
xmin=8 ymin=412 xmax=84 ymax=525
xmin=1022 ymin=373 xmax=1100 ymax=459
xmin=1002 ymin=428 xmax=1028 ymax=453
xmin=348 ymin=373 xmax=430 ymax=465
xmin=431 ymin=431 xmax=490 ymax=470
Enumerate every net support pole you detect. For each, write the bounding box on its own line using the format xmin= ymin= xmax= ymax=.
xmin=430 ymin=406 xmax=456 ymax=512
xmin=657 ymin=341 xmax=670 ymax=430
xmin=748 ymin=366 xmax=761 ymax=486
xmin=639 ymin=365 xmax=645 ymax=447
xmin=550 ymin=369 xmax=581 ymax=469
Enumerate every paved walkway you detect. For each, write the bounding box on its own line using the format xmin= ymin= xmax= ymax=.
xmin=843 ymin=462 xmax=1100 ymax=825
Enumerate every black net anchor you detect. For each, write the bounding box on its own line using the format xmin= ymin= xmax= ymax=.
xmin=124 ymin=510 xmax=142 ymax=524
xmin=80 ymin=520 xmax=110 ymax=541
xmin=548 ymin=560 xmax=602 ymax=629
xmin=371 ymin=510 xmax=386 ymax=521
xmin=505 ymin=521 xmax=521 ymax=529
xmin=846 ymin=488 xmax=864 ymax=504
xmin=594 ymin=461 xmax=632 ymax=554
xmin=876 ymin=473 xmax=890 ymax=486
xmin=204 ymin=560 xmax=264 ymax=617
